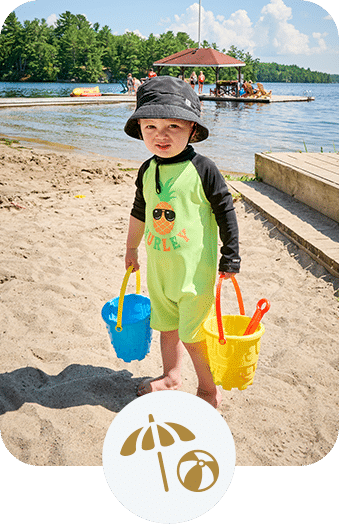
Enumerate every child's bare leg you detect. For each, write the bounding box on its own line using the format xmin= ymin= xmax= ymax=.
xmin=183 ymin=339 xmax=222 ymax=409
xmin=137 ymin=329 xmax=183 ymax=395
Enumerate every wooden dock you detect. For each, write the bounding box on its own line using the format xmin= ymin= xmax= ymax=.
xmin=229 ymin=152 xmax=339 ymax=279
xmin=0 ymin=94 xmax=135 ymax=109
xmin=199 ymin=94 xmax=314 ymax=103
xmin=0 ymin=93 xmax=315 ymax=109
xmin=255 ymin=152 xmax=339 ymax=223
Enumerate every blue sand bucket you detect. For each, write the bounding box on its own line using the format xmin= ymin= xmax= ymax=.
xmin=101 ymin=266 xmax=152 ymax=362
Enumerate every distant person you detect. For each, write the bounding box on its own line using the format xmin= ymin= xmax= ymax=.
xmin=190 ymin=71 xmax=197 ymax=90
xmin=148 ymin=68 xmax=157 ymax=78
xmin=198 ymin=71 xmax=205 ymax=94
xmin=239 ymin=83 xmax=247 ymax=97
xmin=127 ymin=73 xmax=134 ymax=95
xmin=133 ymin=77 xmax=141 ymax=94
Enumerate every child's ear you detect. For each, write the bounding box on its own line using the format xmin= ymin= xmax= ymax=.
xmin=189 ymin=122 xmax=197 ymax=142
xmin=137 ymin=120 xmax=143 ymax=140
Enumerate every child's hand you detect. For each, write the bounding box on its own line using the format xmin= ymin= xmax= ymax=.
xmin=125 ymin=248 xmax=140 ymax=272
xmin=219 ymin=272 xmax=235 ymax=279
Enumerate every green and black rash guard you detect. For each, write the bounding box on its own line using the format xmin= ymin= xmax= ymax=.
xmin=131 ymin=146 xmax=241 ymax=281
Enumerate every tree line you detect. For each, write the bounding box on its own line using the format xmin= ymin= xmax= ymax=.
xmin=0 ymin=11 xmax=336 ymax=84
xmin=257 ymin=62 xmax=333 ymax=83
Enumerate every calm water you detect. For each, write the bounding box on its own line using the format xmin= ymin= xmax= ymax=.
xmin=0 ymin=82 xmax=338 ymax=173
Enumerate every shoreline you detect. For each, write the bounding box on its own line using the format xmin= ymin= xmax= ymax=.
xmin=0 ymin=133 xmax=254 ymax=178
xmin=0 ymin=138 xmax=338 ymax=466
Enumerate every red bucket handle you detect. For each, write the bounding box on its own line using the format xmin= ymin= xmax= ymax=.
xmin=216 ymin=274 xmax=245 ymax=345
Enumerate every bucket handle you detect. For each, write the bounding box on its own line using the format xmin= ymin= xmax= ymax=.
xmin=216 ymin=274 xmax=245 ymax=345
xmin=115 ymin=266 xmax=141 ymax=332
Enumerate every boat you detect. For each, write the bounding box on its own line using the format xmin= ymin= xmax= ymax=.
xmin=70 ymin=86 xmax=102 ymax=97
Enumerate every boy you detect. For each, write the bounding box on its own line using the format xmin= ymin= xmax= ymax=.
xmin=124 ymin=76 xmax=240 ymax=408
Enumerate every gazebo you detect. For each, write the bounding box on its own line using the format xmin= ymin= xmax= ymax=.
xmin=153 ymin=47 xmax=246 ymax=86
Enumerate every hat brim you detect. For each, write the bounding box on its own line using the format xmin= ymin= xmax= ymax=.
xmin=124 ymin=104 xmax=209 ymax=143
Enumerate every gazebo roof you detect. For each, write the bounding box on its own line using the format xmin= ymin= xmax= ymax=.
xmin=153 ymin=47 xmax=246 ymax=68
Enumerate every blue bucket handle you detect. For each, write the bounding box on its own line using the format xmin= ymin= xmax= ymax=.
xmin=115 ymin=266 xmax=141 ymax=332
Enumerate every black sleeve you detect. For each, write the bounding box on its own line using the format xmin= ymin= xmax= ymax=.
xmin=130 ymin=160 xmax=150 ymax=223
xmin=192 ymin=155 xmax=241 ymax=273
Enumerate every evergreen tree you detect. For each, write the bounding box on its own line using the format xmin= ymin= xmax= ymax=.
xmin=0 ymin=12 xmax=25 ymax=80
xmin=0 ymin=10 xmax=334 ymax=84
xmin=22 ymin=18 xmax=59 ymax=81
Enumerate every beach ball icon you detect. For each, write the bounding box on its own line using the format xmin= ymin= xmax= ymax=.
xmin=177 ymin=450 xmax=219 ymax=492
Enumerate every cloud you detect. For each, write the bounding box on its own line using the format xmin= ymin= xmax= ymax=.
xmin=124 ymin=28 xmax=147 ymax=39
xmin=159 ymin=17 xmax=171 ymax=26
xmin=165 ymin=0 xmax=328 ymax=57
xmin=167 ymin=3 xmax=255 ymax=52
xmin=255 ymin=0 xmax=328 ymax=55
xmin=46 ymin=13 xmax=57 ymax=27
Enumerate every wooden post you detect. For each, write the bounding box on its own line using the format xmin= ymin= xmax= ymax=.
xmin=215 ymin=66 xmax=220 ymax=85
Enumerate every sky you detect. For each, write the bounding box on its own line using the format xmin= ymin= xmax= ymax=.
xmin=0 ymin=0 xmax=338 ymax=74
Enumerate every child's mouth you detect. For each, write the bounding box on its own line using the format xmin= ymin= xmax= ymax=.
xmin=156 ymin=144 xmax=171 ymax=151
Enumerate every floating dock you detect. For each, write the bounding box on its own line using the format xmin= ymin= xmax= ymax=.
xmin=0 ymin=94 xmax=135 ymax=109
xmin=199 ymin=94 xmax=315 ymax=103
xmin=0 ymin=93 xmax=315 ymax=109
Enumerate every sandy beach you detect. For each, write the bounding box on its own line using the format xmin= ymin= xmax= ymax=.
xmin=0 ymin=139 xmax=338 ymax=466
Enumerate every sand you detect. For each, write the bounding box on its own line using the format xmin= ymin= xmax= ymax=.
xmin=0 ymin=139 xmax=338 ymax=466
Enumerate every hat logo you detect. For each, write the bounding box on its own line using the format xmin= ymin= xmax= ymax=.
xmin=185 ymin=98 xmax=192 ymax=107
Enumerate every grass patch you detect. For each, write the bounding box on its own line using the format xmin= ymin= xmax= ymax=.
xmin=0 ymin=137 xmax=20 ymax=147
xmin=222 ymin=171 xmax=255 ymax=182
xmin=231 ymin=192 xmax=242 ymax=202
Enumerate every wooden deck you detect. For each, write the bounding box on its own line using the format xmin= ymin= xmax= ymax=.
xmin=199 ymin=94 xmax=314 ymax=103
xmin=0 ymin=94 xmax=135 ymax=109
xmin=0 ymin=93 xmax=315 ymax=109
xmin=255 ymin=152 xmax=339 ymax=223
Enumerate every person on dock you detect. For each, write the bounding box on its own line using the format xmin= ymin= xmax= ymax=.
xmin=124 ymin=76 xmax=241 ymax=408
xmin=198 ymin=71 xmax=205 ymax=94
xmin=190 ymin=71 xmax=197 ymax=90
xmin=127 ymin=73 xmax=134 ymax=95
xmin=148 ymin=68 xmax=157 ymax=78
xmin=133 ymin=77 xmax=141 ymax=94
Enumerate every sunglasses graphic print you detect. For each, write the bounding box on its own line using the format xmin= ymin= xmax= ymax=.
xmin=153 ymin=177 xmax=176 ymax=235
xmin=153 ymin=209 xmax=176 ymax=221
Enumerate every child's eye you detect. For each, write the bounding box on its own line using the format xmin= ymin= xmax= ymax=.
xmin=169 ymin=124 xmax=179 ymax=129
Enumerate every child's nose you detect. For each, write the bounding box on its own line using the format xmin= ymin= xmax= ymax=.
xmin=156 ymin=127 xmax=168 ymax=138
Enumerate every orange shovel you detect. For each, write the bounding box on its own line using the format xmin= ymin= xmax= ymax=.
xmin=243 ymin=298 xmax=270 ymax=336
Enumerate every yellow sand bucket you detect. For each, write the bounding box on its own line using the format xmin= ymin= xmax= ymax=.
xmin=203 ymin=275 xmax=269 ymax=391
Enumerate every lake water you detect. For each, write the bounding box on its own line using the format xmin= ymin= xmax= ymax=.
xmin=0 ymin=81 xmax=338 ymax=173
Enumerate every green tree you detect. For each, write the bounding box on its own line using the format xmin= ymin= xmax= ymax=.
xmin=0 ymin=12 xmax=25 ymax=80
xmin=55 ymin=13 xmax=103 ymax=81
xmin=222 ymin=45 xmax=260 ymax=82
xmin=21 ymin=18 xmax=59 ymax=81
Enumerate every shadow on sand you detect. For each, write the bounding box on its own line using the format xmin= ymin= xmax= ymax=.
xmin=0 ymin=364 xmax=146 ymax=416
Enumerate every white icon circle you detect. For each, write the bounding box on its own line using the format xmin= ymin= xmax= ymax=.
xmin=102 ymin=390 xmax=236 ymax=524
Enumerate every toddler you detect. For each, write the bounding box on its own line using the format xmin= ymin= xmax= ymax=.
xmin=124 ymin=76 xmax=240 ymax=408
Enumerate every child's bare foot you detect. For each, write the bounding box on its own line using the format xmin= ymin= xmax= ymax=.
xmin=137 ymin=375 xmax=182 ymax=396
xmin=197 ymin=387 xmax=222 ymax=409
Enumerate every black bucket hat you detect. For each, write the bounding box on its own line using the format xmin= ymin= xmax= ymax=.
xmin=124 ymin=76 xmax=209 ymax=143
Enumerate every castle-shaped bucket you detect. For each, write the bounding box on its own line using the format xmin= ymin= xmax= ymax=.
xmin=203 ymin=275 xmax=269 ymax=391
xmin=101 ymin=266 xmax=152 ymax=362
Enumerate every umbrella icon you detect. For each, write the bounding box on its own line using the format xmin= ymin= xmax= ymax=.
xmin=120 ymin=414 xmax=196 ymax=492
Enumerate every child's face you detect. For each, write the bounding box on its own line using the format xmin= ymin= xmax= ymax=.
xmin=138 ymin=119 xmax=195 ymax=158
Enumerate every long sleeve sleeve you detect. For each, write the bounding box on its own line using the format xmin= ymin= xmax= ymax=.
xmin=192 ymin=155 xmax=241 ymax=273
xmin=130 ymin=161 xmax=150 ymax=223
